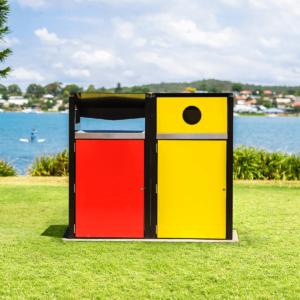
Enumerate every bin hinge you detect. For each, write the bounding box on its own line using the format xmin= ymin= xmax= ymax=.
xmin=156 ymin=184 xmax=157 ymax=193
xmin=74 ymin=224 xmax=75 ymax=233
xmin=74 ymin=143 xmax=75 ymax=152
xmin=156 ymin=225 xmax=157 ymax=234
xmin=74 ymin=184 xmax=75 ymax=194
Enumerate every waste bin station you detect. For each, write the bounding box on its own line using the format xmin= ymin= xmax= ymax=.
xmin=68 ymin=92 xmax=233 ymax=240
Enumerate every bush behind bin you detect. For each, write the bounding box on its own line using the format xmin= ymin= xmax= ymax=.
xmin=10 ymin=147 xmax=300 ymax=179
xmin=233 ymin=146 xmax=300 ymax=180
xmin=0 ymin=158 xmax=18 ymax=176
xmin=27 ymin=149 xmax=69 ymax=176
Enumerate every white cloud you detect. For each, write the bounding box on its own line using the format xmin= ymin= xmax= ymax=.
xmin=16 ymin=0 xmax=45 ymax=8
xmin=168 ymin=20 xmax=237 ymax=48
xmin=12 ymin=68 xmax=44 ymax=81
xmin=112 ymin=18 xmax=134 ymax=40
xmin=34 ymin=28 xmax=66 ymax=45
xmin=52 ymin=63 xmax=63 ymax=69
xmin=60 ymin=16 xmax=101 ymax=24
xmin=260 ymin=37 xmax=280 ymax=48
xmin=72 ymin=50 xmax=123 ymax=67
xmin=64 ymin=69 xmax=91 ymax=77
xmin=151 ymin=40 xmax=174 ymax=48
xmin=1 ymin=37 xmax=21 ymax=47
xmin=135 ymin=38 xmax=147 ymax=47
xmin=123 ymin=70 xmax=135 ymax=77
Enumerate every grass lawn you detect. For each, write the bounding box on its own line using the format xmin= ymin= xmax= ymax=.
xmin=0 ymin=179 xmax=299 ymax=299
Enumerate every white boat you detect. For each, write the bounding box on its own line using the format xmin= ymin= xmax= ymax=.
xmin=60 ymin=109 xmax=69 ymax=114
xmin=36 ymin=110 xmax=44 ymax=114
xmin=22 ymin=108 xmax=33 ymax=113
xmin=0 ymin=108 xmax=4 ymax=113
xmin=233 ymin=113 xmax=239 ymax=117
xmin=267 ymin=114 xmax=278 ymax=118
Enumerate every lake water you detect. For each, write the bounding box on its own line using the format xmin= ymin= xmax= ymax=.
xmin=0 ymin=112 xmax=300 ymax=175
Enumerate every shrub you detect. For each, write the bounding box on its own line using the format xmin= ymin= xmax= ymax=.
xmin=27 ymin=150 xmax=69 ymax=176
xmin=233 ymin=146 xmax=300 ymax=180
xmin=0 ymin=158 xmax=18 ymax=176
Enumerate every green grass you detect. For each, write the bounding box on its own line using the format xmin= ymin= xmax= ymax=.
xmin=0 ymin=181 xmax=300 ymax=299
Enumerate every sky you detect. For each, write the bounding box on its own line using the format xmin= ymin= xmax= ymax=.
xmin=1 ymin=0 xmax=300 ymax=91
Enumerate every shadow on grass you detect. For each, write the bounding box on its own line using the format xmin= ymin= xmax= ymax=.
xmin=41 ymin=225 xmax=68 ymax=238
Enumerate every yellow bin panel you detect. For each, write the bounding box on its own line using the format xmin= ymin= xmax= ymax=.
xmin=157 ymin=97 xmax=227 ymax=134
xmin=157 ymin=140 xmax=227 ymax=239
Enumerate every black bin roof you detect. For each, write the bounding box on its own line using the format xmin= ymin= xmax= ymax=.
xmin=74 ymin=93 xmax=146 ymax=120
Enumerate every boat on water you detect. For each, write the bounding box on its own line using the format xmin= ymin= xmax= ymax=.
xmin=22 ymin=108 xmax=44 ymax=114
xmin=267 ymin=114 xmax=278 ymax=118
xmin=60 ymin=109 xmax=69 ymax=114
xmin=0 ymin=108 xmax=4 ymax=113
xmin=20 ymin=129 xmax=46 ymax=143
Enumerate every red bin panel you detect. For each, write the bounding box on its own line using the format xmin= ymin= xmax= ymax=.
xmin=75 ymin=140 xmax=144 ymax=238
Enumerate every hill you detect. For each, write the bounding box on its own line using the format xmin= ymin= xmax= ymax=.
xmin=110 ymin=79 xmax=300 ymax=93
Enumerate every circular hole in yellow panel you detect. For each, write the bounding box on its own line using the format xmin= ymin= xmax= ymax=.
xmin=183 ymin=106 xmax=201 ymax=125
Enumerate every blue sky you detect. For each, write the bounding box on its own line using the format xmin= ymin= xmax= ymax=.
xmin=1 ymin=0 xmax=300 ymax=91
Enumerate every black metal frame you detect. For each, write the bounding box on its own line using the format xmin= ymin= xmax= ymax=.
xmin=144 ymin=96 xmax=152 ymax=238
xmin=68 ymin=95 xmax=75 ymax=239
xmin=68 ymin=92 xmax=233 ymax=240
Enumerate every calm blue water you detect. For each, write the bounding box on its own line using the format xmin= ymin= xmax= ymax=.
xmin=0 ymin=112 xmax=300 ymax=175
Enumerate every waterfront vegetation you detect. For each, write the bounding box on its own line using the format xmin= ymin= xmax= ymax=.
xmin=1 ymin=147 xmax=300 ymax=180
xmin=26 ymin=149 xmax=69 ymax=176
xmin=15 ymin=147 xmax=300 ymax=181
xmin=0 ymin=179 xmax=299 ymax=298
xmin=0 ymin=157 xmax=18 ymax=176
xmin=233 ymin=146 xmax=300 ymax=180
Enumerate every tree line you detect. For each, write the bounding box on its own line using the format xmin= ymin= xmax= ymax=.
xmin=1 ymin=81 xmax=300 ymax=103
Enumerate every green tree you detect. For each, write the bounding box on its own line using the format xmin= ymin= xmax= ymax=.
xmin=39 ymin=100 xmax=47 ymax=111
xmin=98 ymin=87 xmax=106 ymax=93
xmin=8 ymin=84 xmax=21 ymax=95
xmin=62 ymin=84 xmax=83 ymax=94
xmin=198 ymin=82 xmax=208 ymax=91
xmin=26 ymin=84 xmax=45 ymax=99
xmin=45 ymin=100 xmax=53 ymax=109
xmin=85 ymin=85 xmax=96 ymax=93
xmin=252 ymin=88 xmax=264 ymax=96
xmin=208 ymin=84 xmax=222 ymax=93
xmin=2 ymin=90 xmax=8 ymax=100
xmin=264 ymin=101 xmax=272 ymax=108
xmin=231 ymin=83 xmax=243 ymax=92
xmin=272 ymin=99 xmax=277 ymax=108
xmin=115 ymin=82 xmax=122 ymax=93
xmin=287 ymin=89 xmax=296 ymax=95
xmin=213 ymin=83 xmax=229 ymax=92
xmin=45 ymin=82 xmax=62 ymax=96
xmin=0 ymin=83 xmax=6 ymax=93
xmin=0 ymin=0 xmax=12 ymax=79
xmin=130 ymin=86 xmax=149 ymax=93
xmin=294 ymin=106 xmax=300 ymax=115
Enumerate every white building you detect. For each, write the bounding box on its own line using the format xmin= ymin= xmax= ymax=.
xmin=8 ymin=96 xmax=28 ymax=106
xmin=276 ymin=98 xmax=291 ymax=104
xmin=43 ymin=94 xmax=54 ymax=103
